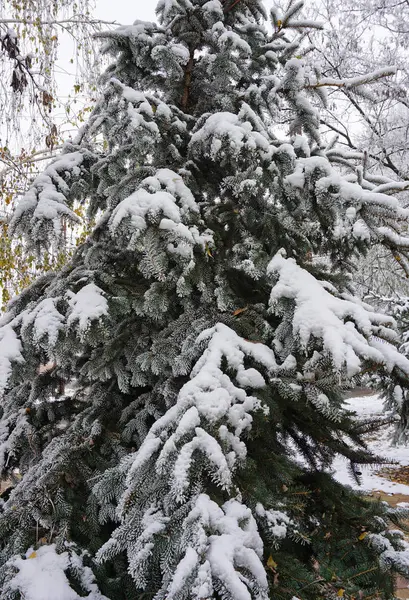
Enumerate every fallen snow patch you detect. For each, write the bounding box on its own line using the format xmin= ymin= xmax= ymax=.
xmin=332 ymin=394 xmax=409 ymax=495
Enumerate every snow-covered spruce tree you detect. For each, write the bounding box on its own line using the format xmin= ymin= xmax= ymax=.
xmin=3 ymin=0 xmax=409 ymax=598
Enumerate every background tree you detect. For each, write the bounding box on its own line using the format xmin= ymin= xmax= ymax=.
xmin=0 ymin=0 xmax=117 ymax=307
xmin=297 ymin=0 xmax=409 ymax=301
xmin=298 ymin=0 xmax=409 ymax=437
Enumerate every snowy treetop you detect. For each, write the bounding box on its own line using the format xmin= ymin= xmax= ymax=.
xmin=9 ymin=0 xmax=409 ymax=272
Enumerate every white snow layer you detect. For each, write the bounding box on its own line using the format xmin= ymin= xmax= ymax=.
xmin=255 ymin=503 xmax=292 ymax=539
xmin=162 ymin=494 xmax=269 ymax=600
xmin=268 ymin=251 xmax=409 ymax=377
xmin=67 ymin=283 xmax=108 ymax=334
xmin=189 ymin=111 xmax=271 ymax=161
xmin=94 ymin=323 xmax=296 ymax=599
xmin=21 ymin=297 xmax=65 ymax=350
xmin=11 ymin=151 xmax=84 ymax=238
xmin=109 ymin=169 xmax=213 ymax=255
xmin=0 ymin=281 xmax=110 ymax=396
xmin=125 ymin=503 xmax=169 ymax=584
xmin=0 ymin=325 xmax=24 ymax=396
xmin=9 ymin=545 xmax=108 ymax=600
xmin=284 ymin=154 xmax=409 ymax=247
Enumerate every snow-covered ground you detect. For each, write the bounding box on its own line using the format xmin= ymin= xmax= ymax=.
xmin=332 ymin=394 xmax=409 ymax=495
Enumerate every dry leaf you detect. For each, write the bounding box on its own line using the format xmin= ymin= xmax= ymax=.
xmin=233 ymin=307 xmax=248 ymax=317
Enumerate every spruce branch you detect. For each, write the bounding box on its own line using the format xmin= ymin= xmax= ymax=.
xmin=223 ymin=0 xmax=244 ymax=13
xmin=307 ymin=67 xmax=397 ymax=90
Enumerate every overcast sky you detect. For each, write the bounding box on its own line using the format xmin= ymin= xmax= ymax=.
xmin=94 ymin=1 xmax=158 ymax=26
xmin=93 ymin=1 xmax=274 ymax=27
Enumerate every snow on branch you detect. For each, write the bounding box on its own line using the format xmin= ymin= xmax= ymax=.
xmin=95 ymin=19 xmax=162 ymax=47
xmin=120 ymin=323 xmax=286 ymax=503
xmin=67 ymin=283 xmax=108 ymax=336
xmin=169 ymin=494 xmax=269 ymax=600
xmin=4 ymin=544 xmax=108 ymax=600
xmin=9 ymin=147 xmax=97 ymax=249
xmin=111 ymin=324 xmax=293 ymax=509
xmin=368 ymin=532 xmax=409 ymax=578
xmin=371 ymin=181 xmax=409 ymax=195
xmin=255 ymin=503 xmax=292 ymax=541
xmin=216 ymin=24 xmax=252 ymax=55
xmin=96 ymin=323 xmax=292 ymax=598
xmin=0 ymin=324 xmax=23 ymax=396
xmin=307 ymin=67 xmax=397 ymax=90
xmin=189 ymin=111 xmax=272 ymax=162
xmin=377 ymin=227 xmax=409 ymax=249
xmin=20 ymin=297 xmax=65 ymax=351
xmin=156 ymin=0 xmax=194 ymax=23
xmin=109 ymin=168 xmax=213 ymax=255
xmin=285 ymin=155 xmax=409 ymax=249
xmin=268 ymin=251 xmax=409 ymax=377
xmin=0 ymin=282 xmax=109 ymax=395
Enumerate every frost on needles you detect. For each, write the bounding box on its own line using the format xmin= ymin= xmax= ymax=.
xmin=3 ymin=0 xmax=409 ymax=599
